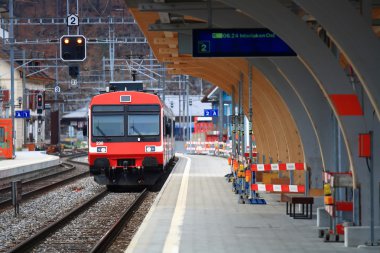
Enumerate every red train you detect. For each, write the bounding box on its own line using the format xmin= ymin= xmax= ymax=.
xmin=88 ymin=86 xmax=175 ymax=188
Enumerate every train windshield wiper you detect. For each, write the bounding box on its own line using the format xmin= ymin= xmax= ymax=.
xmin=131 ymin=126 xmax=144 ymax=140
xmin=96 ymin=126 xmax=107 ymax=137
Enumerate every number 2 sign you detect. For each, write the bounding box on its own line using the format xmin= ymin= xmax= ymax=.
xmin=67 ymin=14 xmax=79 ymax=26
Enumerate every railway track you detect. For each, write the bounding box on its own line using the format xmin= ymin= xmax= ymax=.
xmin=0 ymin=154 xmax=89 ymax=209
xmin=9 ymin=189 xmax=148 ymax=253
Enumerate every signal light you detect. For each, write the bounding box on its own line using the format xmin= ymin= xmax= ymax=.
xmin=36 ymin=93 xmax=44 ymax=114
xmin=60 ymin=35 xmax=86 ymax=61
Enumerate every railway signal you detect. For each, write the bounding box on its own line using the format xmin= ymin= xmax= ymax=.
xmin=36 ymin=93 xmax=44 ymax=114
xmin=60 ymin=35 xmax=87 ymax=61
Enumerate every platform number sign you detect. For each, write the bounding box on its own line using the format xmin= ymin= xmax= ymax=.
xmin=204 ymin=109 xmax=218 ymax=117
xmin=67 ymin=14 xmax=79 ymax=26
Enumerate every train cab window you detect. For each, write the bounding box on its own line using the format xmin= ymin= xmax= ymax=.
xmin=0 ymin=127 xmax=4 ymax=143
xmin=128 ymin=115 xmax=159 ymax=136
xmin=92 ymin=115 xmax=124 ymax=137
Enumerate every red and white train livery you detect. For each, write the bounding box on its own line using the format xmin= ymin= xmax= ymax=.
xmin=88 ymin=90 xmax=175 ymax=188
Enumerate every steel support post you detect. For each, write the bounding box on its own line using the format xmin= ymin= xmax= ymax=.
xmin=22 ymin=50 xmax=27 ymax=146
xmin=219 ymin=88 xmax=223 ymax=142
xmin=248 ymin=63 xmax=254 ymax=199
xmin=231 ymin=87 xmax=236 ymax=159
xmin=238 ymin=75 xmax=244 ymax=196
xmin=182 ymin=76 xmax=186 ymax=141
xmin=186 ymin=78 xmax=190 ymax=141
xmin=369 ymin=131 xmax=375 ymax=246
xmin=9 ymin=0 xmax=15 ymax=157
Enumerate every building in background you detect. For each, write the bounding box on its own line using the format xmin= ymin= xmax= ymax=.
xmin=201 ymin=86 xmax=232 ymax=142
xmin=164 ymin=95 xmax=211 ymax=140
xmin=0 ymin=54 xmax=54 ymax=150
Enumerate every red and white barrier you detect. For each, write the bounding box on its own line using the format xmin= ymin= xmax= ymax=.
xmin=251 ymin=183 xmax=305 ymax=193
xmin=251 ymin=163 xmax=305 ymax=172
xmin=185 ymin=141 xmax=231 ymax=156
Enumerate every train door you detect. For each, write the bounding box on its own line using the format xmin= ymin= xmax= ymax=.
xmin=0 ymin=118 xmax=13 ymax=159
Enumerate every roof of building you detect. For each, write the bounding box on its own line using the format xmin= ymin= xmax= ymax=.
xmin=0 ymin=47 xmax=54 ymax=84
xmin=62 ymin=107 xmax=88 ymax=120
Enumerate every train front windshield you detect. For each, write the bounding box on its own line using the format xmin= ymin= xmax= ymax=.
xmin=91 ymin=105 xmax=161 ymax=141
xmin=93 ymin=115 xmax=124 ymax=137
xmin=128 ymin=115 xmax=160 ymax=136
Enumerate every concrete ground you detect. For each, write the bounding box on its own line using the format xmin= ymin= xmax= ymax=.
xmin=0 ymin=151 xmax=60 ymax=179
xmin=126 ymin=154 xmax=378 ymax=253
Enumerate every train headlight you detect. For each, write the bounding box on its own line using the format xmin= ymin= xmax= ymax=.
xmin=145 ymin=146 xmax=155 ymax=152
xmin=97 ymin=147 xmax=107 ymax=153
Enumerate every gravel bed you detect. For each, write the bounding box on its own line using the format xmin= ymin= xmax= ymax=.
xmin=108 ymin=191 xmax=159 ymax=252
xmin=70 ymin=156 xmax=88 ymax=164
xmin=0 ymin=177 xmax=104 ymax=252
xmin=31 ymin=192 xmax=139 ymax=253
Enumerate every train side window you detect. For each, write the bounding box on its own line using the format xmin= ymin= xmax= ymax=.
xmin=0 ymin=127 xmax=4 ymax=143
xmin=165 ymin=119 xmax=172 ymax=136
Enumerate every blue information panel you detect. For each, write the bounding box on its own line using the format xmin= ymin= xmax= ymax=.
xmin=193 ymin=28 xmax=296 ymax=57
xmin=15 ymin=110 xmax=30 ymax=118
xmin=204 ymin=109 xmax=218 ymax=117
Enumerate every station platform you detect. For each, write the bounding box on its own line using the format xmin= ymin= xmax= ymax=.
xmin=126 ymin=154 xmax=377 ymax=253
xmin=0 ymin=151 xmax=60 ymax=179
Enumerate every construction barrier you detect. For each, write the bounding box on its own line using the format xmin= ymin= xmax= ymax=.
xmin=251 ymin=163 xmax=305 ymax=171
xmin=226 ymin=157 xmax=308 ymax=205
xmin=251 ymin=183 xmax=305 ymax=193
xmin=185 ymin=141 xmax=232 ymax=157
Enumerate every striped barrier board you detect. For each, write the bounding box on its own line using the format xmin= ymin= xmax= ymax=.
xmin=251 ymin=163 xmax=305 ymax=172
xmin=251 ymin=183 xmax=305 ymax=193
xmin=323 ymin=171 xmax=352 ymax=184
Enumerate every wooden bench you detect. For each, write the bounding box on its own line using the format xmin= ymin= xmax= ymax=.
xmin=283 ymin=194 xmax=314 ymax=219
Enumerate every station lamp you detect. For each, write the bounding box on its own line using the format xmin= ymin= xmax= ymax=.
xmin=60 ymin=35 xmax=87 ymax=61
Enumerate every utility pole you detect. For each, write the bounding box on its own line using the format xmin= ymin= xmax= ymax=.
xmin=22 ymin=50 xmax=27 ymax=146
xmin=186 ymin=76 xmax=190 ymax=141
xmin=162 ymin=63 xmax=166 ymax=102
xmin=109 ymin=22 xmax=115 ymax=82
xmin=9 ymin=0 xmax=15 ymax=157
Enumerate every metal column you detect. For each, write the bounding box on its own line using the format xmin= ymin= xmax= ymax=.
xmin=248 ymin=63 xmax=254 ymax=199
xmin=231 ymin=87 xmax=236 ymax=158
xmin=22 ymin=50 xmax=27 ymax=146
xmin=219 ymin=88 xmax=224 ymax=142
xmin=9 ymin=0 xmax=15 ymax=157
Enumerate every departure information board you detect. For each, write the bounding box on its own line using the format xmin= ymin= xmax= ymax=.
xmin=192 ymin=28 xmax=296 ymax=57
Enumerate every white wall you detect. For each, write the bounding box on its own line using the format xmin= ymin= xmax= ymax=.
xmin=0 ymin=59 xmax=46 ymax=149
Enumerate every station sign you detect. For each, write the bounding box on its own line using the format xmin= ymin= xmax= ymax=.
xmin=204 ymin=109 xmax=218 ymax=117
xmin=192 ymin=28 xmax=296 ymax=57
xmin=67 ymin=14 xmax=79 ymax=26
xmin=15 ymin=110 xmax=30 ymax=119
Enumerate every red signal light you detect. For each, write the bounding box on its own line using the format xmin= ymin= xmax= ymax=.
xmin=76 ymin=38 xmax=83 ymax=44
xmin=36 ymin=94 xmax=43 ymax=109
xmin=63 ymin=38 xmax=70 ymax=44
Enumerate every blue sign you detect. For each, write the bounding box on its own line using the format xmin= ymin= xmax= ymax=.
xmin=193 ymin=28 xmax=296 ymax=57
xmin=15 ymin=110 xmax=30 ymax=118
xmin=204 ymin=109 xmax=218 ymax=117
